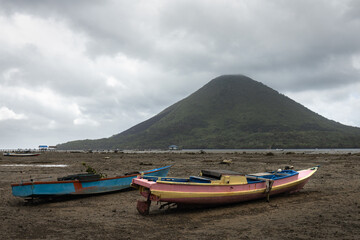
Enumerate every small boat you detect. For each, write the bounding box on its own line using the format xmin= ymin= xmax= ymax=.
xmin=132 ymin=166 xmax=319 ymax=215
xmin=3 ymin=152 xmax=41 ymax=157
xmin=11 ymin=165 xmax=171 ymax=199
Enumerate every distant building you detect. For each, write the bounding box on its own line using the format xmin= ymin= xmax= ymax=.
xmin=48 ymin=146 xmax=57 ymax=151
xmin=39 ymin=145 xmax=48 ymax=151
xmin=168 ymin=145 xmax=179 ymax=150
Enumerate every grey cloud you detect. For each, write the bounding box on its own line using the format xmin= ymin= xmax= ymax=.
xmin=2 ymin=0 xmax=359 ymax=91
xmin=3 ymin=0 xmax=359 ymax=89
xmin=1 ymin=0 xmax=360 ymax=148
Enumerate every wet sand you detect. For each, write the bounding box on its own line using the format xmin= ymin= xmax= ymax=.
xmin=1 ymin=151 xmax=359 ymax=239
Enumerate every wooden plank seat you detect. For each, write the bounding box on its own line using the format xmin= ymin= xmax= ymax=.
xmin=247 ymin=172 xmax=273 ymax=177
xmin=200 ymin=169 xmax=243 ymax=180
xmin=189 ymin=176 xmax=212 ymax=183
xmin=248 ymin=172 xmax=291 ymax=177
xmin=274 ymin=172 xmax=291 ymax=176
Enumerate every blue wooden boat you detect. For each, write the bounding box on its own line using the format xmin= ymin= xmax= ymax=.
xmin=11 ymin=165 xmax=171 ymax=198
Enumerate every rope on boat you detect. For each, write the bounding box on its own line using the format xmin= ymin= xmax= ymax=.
xmin=265 ymin=179 xmax=274 ymax=202
xmin=245 ymin=175 xmax=274 ymax=202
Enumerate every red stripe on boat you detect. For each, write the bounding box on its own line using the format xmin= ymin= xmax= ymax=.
xmin=73 ymin=181 xmax=83 ymax=192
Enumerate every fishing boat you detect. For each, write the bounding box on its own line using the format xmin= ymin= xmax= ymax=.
xmin=11 ymin=165 xmax=171 ymax=199
xmin=132 ymin=166 xmax=319 ymax=215
xmin=3 ymin=152 xmax=41 ymax=157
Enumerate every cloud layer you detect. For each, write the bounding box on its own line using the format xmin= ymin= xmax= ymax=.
xmin=0 ymin=0 xmax=359 ymax=148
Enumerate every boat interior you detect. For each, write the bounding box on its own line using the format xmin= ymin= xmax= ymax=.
xmin=143 ymin=169 xmax=299 ymax=185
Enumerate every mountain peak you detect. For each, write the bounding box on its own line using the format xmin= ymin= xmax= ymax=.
xmin=204 ymin=74 xmax=263 ymax=90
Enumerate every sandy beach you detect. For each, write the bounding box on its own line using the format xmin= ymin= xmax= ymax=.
xmin=1 ymin=151 xmax=359 ymax=239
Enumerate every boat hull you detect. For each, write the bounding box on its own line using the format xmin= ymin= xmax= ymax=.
xmin=11 ymin=165 xmax=171 ymax=198
xmin=132 ymin=166 xmax=318 ymax=206
xmin=3 ymin=153 xmax=41 ymax=157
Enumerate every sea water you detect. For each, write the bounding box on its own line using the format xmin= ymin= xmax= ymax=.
xmin=174 ymin=148 xmax=360 ymax=154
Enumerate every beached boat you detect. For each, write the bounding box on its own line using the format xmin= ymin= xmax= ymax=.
xmin=132 ymin=166 xmax=319 ymax=215
xmin=11 ymin=165 xmax=171 ymax=199
xmin=3 ymin=152 xmax=41 ymax=157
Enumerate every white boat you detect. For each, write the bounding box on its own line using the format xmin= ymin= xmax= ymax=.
xmin=3 ymin=152 xmax=41 ymax=157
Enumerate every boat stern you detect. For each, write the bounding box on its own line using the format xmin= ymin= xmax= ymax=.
xmin=131 ymin=176 xmax=159 ymax=199
xmin=11 ymin=184 xmax=33 ymax=198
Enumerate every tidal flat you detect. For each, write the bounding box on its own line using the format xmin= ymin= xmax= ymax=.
xmin=1 ymin=151 xmax=359 ymax=239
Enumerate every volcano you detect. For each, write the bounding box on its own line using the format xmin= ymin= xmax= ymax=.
xmin=58 ymin=75 xmax=360 ymax=150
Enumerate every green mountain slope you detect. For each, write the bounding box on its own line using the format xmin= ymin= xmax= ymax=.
xmin=57 ymin=75 xmax=360 ymax=149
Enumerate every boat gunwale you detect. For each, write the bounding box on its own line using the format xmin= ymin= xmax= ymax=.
xmin=152 ymin=171 xmax=301 ymax=186
xmin=11 ymin=165 xmax=172 ymax=187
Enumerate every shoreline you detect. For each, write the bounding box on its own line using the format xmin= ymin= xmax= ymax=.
xmin=2 ymin=148 xmax=360 ymax=155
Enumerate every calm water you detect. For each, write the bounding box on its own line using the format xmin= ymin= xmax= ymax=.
xmin=124 ymin=148 xmax=360 ymax=154
xmin=180 ymin=148 xmax=360 ymax=154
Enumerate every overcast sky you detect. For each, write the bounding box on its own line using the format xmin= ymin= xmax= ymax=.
xmin=1 ymin=0 xmax=360 ymax=149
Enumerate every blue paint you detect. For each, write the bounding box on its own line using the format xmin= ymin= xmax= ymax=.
xmin=189 ymin=176 xmax=212 ymax=183
xmin=12 ymin=165 xmax=171 ymax=198
xmin=142 ymin=168 xmax=299 ymax=184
